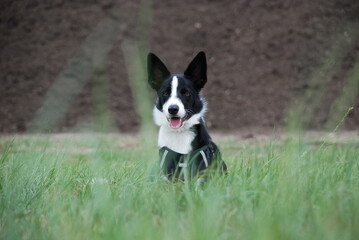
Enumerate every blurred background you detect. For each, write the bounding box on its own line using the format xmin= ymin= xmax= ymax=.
xmin=1 ymin=0 xmax=359 ymax=134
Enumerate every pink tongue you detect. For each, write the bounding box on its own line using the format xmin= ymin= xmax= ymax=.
xmin=169 ymin=118 xmax=182 ymax=129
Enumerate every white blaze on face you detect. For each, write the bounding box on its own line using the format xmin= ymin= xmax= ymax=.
xmin=170 ymin=76 xmax=178 ymax=99
xmin=163 ymin=76 xmax=186 ymax=118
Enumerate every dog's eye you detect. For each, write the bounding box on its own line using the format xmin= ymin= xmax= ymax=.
xmin=163 ymin=92 xmax=169 ymax=97
xmin=183 ymin=91 xmax=190 ymax=97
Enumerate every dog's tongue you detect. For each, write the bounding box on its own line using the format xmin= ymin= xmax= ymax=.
xmin=169 ymin=118 xmax=182 ymax=129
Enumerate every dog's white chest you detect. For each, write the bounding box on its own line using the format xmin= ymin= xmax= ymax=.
xmin=158 ymin=126 xmax=195 ymax=154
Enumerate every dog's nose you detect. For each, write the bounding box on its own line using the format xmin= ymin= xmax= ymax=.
xmin=168 ymin=105 xmax=179 ymax=115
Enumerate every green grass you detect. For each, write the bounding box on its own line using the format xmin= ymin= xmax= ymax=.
xmin=1 ymin=133 xmax=358 ymax=240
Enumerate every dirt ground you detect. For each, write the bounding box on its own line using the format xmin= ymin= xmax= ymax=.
xmin=1 ymin=0 xmax=359 ymax=133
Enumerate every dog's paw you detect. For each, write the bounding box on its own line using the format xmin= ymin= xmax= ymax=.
xmin=161 ymin=175 xmax=170 ymax=182
xmin=195 ymin=177 xmax=205 ymax=191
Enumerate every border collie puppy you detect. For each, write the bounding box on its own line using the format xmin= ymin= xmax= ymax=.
xmin=147 ymin=52 xmax=227 ymax=180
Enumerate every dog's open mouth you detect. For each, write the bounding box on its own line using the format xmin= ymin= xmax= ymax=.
xmin=168 ymin=117 xmax=183 ymax=129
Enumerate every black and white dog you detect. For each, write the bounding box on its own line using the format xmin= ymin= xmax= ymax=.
xmin=147 ymin=52 xmax=227 ymax=180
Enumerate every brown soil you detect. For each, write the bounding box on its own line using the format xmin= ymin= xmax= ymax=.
xmin=1 ymin=0 xmax=359 ymax=133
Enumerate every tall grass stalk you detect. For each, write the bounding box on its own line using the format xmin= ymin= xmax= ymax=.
xmin=286 ymin=22 xmax=359 ymax=132
xmin=122 ymin=0 xmax=156 ymax=147
xmin=325 ymin=56 xmax=359 ymax=130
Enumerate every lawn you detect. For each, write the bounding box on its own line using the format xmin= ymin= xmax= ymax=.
xmin=0 ymin=133 xmax=358 ymax=240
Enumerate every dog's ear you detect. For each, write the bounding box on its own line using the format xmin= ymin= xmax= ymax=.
xmin=147 ymin=53 xmax=171 ymax=91
xmin=184 ymin=51 xmax=207 ymax=91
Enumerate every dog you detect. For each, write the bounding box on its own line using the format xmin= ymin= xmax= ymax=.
xmin=147 ymin=51 xmax=227 ymax=180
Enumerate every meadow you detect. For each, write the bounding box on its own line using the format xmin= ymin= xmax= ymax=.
xmin=0 ymin=132 xmax=358 ymax=240
xmin=2 ymin=1 xmax=358 ymax=239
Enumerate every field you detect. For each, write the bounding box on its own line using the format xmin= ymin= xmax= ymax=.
xmin=1 ymin=132 xmax=359 ymax=240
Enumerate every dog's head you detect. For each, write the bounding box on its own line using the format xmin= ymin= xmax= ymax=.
xmin=148 ymin=52 xmax=208 ymax=131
